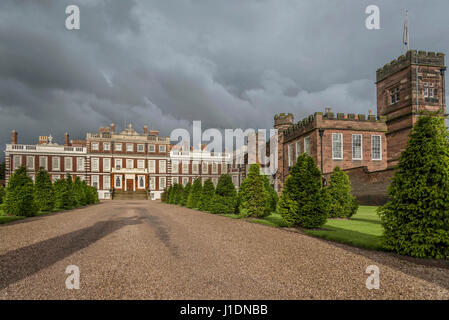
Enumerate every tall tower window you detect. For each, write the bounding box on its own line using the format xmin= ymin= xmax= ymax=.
xmin=424 ymin=82 xmax=435 ymax=98
xmin=390 ymin=87 xmax=400 ymax=104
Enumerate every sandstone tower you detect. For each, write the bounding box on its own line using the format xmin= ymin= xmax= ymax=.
xmin=273 ymin=113 xmax=294 ymax=190
xmin=376 ymin=50 xmax=446 ymax=167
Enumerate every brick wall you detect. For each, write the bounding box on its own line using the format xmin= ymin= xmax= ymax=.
xmin=324 ymin=166 xmax=395 ymax=206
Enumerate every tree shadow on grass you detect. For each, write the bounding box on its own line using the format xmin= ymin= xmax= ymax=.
xmin=0 ymin=215 xmax=144 ymax=290
xmin=306 ymin=228 xmax=449 ymax=290
xmin=350 ymin=217 xmax=383 ymax=225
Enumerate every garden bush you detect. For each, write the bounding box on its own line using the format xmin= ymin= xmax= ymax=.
xmin=3 ymin=166 xmax=37 ymax=216
xmin=180 ymin=182 xmax=192 ymax=206
xmin=198 ymin=179 xmax=215 ymax=212
xmin=187 ymin=178 xmax=202 ymax=209
xmin=0 ymin=185 xmax=5 ymax=204
xmin=73 ymin=176 xmax=87 ymax=207
xmin=238 ymin=164 xmax=270 ymax=217
xmin=277 ymin=153 xmax=329 ymax=228
xmin=53 ymin=178 xmax=73 ymax=210
xmin=262 ymin=175 xmax=278 ymax=212
xmin=378 ymin=115 xmax=449 ymax=259
xmin=65 ymin=174 xmax=76 ymax=207
xmin=210 ymin=174 xmax=237 ymax=214
xmin=327 ymin=167 xmax=358 ymax=218
xmin=34 ymin=168 xmax=54 ymax=212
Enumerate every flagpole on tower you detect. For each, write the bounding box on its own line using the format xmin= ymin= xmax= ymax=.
xmin=403 ymin=10 xmax=410 ymax=51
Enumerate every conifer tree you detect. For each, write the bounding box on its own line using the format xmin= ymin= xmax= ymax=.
xmin=277 ymin=153 xmax=329 ymax=228
xmin=238 ymin=164 xmax=270 ymax=217
xmin=174 ymin=183 xmax=184 ymax=205
xmin=0 ymin=185 xmax=6 ymax=204
xmin=4 ymin=166 xmax=37 ymax=216
xmin=34 ymin=168 xmax=54 ymax=212
xmin=54 ymin=178 xmax=72 ymax=210
xmin=198 ymin=179 xmax=215 ymax=212
xmin=73 ymin=176 xmax=87 ymax=207
xmin=327 ymin=167 xmax=358 ymax=218
xmin=262 ymin=175 xmax=278 ymax=213
xmin=65 ymin=174 xmax=76 ymax=207
xmin=378 ymin=115 xmax=449 ymax=258
xmin=161 ymin=188 xmax=168 ymax=202
xmin=210 ymin=174 xmax=237 ymax=214
xmin=180 ymin=182 xmax=192 ymax=206
xmin=166 ymin=185 xmax=174 ymax=203
xmin=187 ymin=178 xmax=202 ymax=209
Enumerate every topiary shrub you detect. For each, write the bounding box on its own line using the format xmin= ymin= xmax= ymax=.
xmin=378 ymin=115 xmax=449 ymax=259
xmin=0 ymin=185 xmax=5 ymax=204
xmin=198 ymin=179 xmax=215 ymax=212
xmin=277 ymin=153 xmax=329 ymax=228
xmin=180 ymin=182 xmax=192 ymax=206
xmin=161 ymin=188 xmax=168 ymax=202
xmin=327 ymin=167 xmax=358 ymax=218
xmin=210 ymin=174 xmax=237 ymax=214
xmin=34 ymin=168 xmax=54 ymax=212
xmin=187 ymin=178 xmax=202 ymax=209
xmin=171 ymin=183 xmax=184 ymax=205
xmin=65 ymin=174 xmax=76 ymax=207
xmin=238 ymin=164 xmax=270 ymax=217
xmin=53 ymin=178 xmax=73 ymax=210
xmin=73 ymin=176 xmax=87 ymax=207
xmin=4 ymin=166 xmax=37 ymax=216
xmin=165 ymin=185 xmax=173 ymax=203
xmin=262 ymin=175 xmax=278 ymax=213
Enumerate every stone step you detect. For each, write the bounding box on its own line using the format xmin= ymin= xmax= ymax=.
xmin=113 ymin=190 xmax=148 ymax=200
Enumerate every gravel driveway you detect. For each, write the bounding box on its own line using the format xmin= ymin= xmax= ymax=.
xmin=0 ymin=200 xmax=448 ymax=299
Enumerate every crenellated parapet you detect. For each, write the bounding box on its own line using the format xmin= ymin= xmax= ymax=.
xmin=274 ymin=113 xmax=294 ymax=130
xmin=283 ymin=110 xmax=387 ymax=140
xmin=376 ymin=50 xmax=445 ymax=83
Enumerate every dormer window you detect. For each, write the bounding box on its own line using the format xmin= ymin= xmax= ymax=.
xmin=390 ymin=87 xmax=400 ymax=105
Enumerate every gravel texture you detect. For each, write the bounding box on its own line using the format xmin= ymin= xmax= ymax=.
xmin=0 ymin=200 xmax=448 ymax=300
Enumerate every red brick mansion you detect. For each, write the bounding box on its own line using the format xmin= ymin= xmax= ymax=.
xmin=4 ymin=124 xmax=239 ymax=200
xmin=274 ymin=50 xmax=446 ymax=204
xmin=3 ymin=50 xmax=446 ymax=204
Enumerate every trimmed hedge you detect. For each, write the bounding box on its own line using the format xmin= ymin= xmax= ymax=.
xmin=73 ymin=176 xmax=87 ymax=207
xmin=180 ymin=182 xmax=192 ymax=206
xmin=378 ymin=115 xmax=449 ymax=259
xmin=4 ymin=166 xmax=37 ymax=217
xmin=0 ymin=185 xmax=5 ymax=204
xmin=277 ymin=153 xmax=329 ymax=228
xmin=53 ymin=178 xmax=73 ymax=210
xmin=198 ymin=179 xmax=215 ymax=212
xmin=327 ymin=167 xmax=358 ymax=218
xmin=34 ymin=168 xmax=55 ymax=212
xmin=210 ymin=174 xmax=237 ymax=214
xmin=187 ymin=178 xmax=202 ymax=209
xmin=238 ymin=164 xmax=270 ymax=217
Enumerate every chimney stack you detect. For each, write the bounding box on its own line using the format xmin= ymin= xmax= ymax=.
xmin=325 ymin=107 xmax=332 ymax=113
xmin=64 ymin=132 xmax=70 ymax=146
xmin=11 ymin=130 xmax=18 ymax=145
xmin=143 ymin=125 xmax=148 ymax=134
xmin=111 ymin=123 xmax=115 ymax=133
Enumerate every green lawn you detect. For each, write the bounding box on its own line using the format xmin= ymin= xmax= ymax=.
xmin=244 ymin=206 xmax=383 ymax=250
xmin=0 ymin=207 xmax=68 ymax=224
xmin=303 ymin=206 xmax=383 ymax=250
xmin=0 ymin=208 xmax=26 ymax=224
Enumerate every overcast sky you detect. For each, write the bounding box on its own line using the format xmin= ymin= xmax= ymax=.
xmin=0 ymin=0 xmax=448 ymax=159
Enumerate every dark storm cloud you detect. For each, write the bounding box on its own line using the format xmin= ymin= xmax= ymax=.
xmin=0 ymin=0 xmax=448 ymax=158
